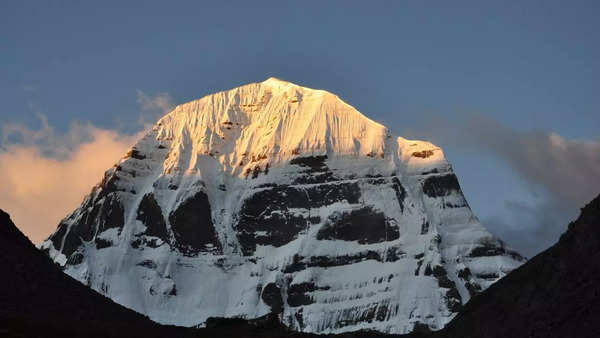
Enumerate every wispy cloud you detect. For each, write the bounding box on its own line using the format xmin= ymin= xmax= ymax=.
xmin=0 ymin=117 xmax=142 ymax=244
xmin=0 ymin=90 xmax=174 ymax=244
xmin=136 ymin=90 xmax=174 ymax=127
xmin=404 ymin=113 xmax=600 ymax=256
xmin=22 ymin=84 xmax=35 ymax=92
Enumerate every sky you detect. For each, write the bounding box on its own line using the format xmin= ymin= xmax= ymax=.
xmin=1 ymin=1 xmax=599 ymax=257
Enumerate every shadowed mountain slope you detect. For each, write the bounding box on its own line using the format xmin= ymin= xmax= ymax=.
xmin=437 ymin=193 xmax=600 ymax=338
xmin=0 ymin=209 xmax=198 ymax=337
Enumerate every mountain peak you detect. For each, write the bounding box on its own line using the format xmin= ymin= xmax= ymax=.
xmin=260 ymin=77 xmax=326 ymax=95
xmin=150 ymin=79 xmax=392 ymax=176
xmin=262 ymin=76 xmax=297 ymax=86
xmin=43 ymin=80 xmax=524 ymax=334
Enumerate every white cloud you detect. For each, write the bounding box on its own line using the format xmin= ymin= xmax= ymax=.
xmin=136 ymin=90 xmax=175 ymax=127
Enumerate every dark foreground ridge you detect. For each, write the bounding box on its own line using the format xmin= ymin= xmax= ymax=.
xmin=433 ymin=193 xmax=600 ymax=338
xmin=2 ymin=192 xmax=599 ymax=337
xmin=0 ymin=209 xmax=194 ymax=338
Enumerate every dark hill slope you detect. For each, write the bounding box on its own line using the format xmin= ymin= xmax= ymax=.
xmin=438 ymin=194 xmax=600 ymax=338
xmin=0 ymin=209 xmax=197 ymax=338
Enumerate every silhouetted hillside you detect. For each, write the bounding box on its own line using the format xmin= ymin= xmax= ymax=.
xmin=438 ymin=194 xmax=600 ymax=338
xmin=0 ymin=209 xmax=199 ymax=337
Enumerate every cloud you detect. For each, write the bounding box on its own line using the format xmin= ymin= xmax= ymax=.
xmin=0 ymin=117 xmax=141 ymax=245
xmin=482 ymin=200 xmax=570 ymax=258
xmin=456 ymin=115 xmax=600 ymax=210
xmin=136 ymin=90 xmax=174 ymax=127
xmin=404 ymin=113 xmax=600 ymax=256
xmin=22 ymin=84 xmax=35 ymax=92
xmin=0 ymin=91 xmax=174 ymax=245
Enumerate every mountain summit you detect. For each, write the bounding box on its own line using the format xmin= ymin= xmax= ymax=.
xmin=42 ymin=79 xmax=523 ymax=334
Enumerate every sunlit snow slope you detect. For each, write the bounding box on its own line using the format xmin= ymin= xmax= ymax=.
xmin=42 ymin=78 xmax=524 ymax=334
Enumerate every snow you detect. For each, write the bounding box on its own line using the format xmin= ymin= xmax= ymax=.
xmin=42 ymin=78 xmax=524 ymax=334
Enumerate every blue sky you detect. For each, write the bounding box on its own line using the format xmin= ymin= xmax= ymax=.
xmin=1 ymin=1 xmax=599 ymax=256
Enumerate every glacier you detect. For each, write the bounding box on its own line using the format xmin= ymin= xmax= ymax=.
xmin=42 ymin=78 xmax=524 ymax=334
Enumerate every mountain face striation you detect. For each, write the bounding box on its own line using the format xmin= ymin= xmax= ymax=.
xmin=42 ymin=78 xmax=524 ymax=334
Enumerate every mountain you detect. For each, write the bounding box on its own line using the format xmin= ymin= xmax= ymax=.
xmin=436 ymin=193 xmax=600 ymax=338
xmin=41 ymin=78 xmax=524 ymax=334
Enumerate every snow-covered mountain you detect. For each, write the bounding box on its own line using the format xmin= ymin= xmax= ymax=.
xmin=42 ymin=78 xmax=524 ymax=334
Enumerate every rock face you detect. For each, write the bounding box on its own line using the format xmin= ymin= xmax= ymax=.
xmin=42 ymin=78 xmax=523 ymax=334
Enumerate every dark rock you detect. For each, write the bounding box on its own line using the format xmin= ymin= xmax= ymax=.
xmin=67 ymin=252 xmax=85 ymax=265
xmin=236 ymin=181 xmax=361 ymax=255
xmin=422 ymin=174 xmax=461 ymax=198
xmin=391 ymin=177 xmax=407 ymax=212
xmin=412 ymin=150 xmax=434 ymax=158
xmin=289 ymin=155 xmax=337 ymax=184
xmin=289 ymin=155 xmax=328 ymax=171
xmin=126 ymin=148 xmax=146 ymax=160
xmin=317 ymin=206 xmax=399 ymax=244
xmin=96 ymin=194 xmax=125 ymax=233
xmin=49 ymin=221 xmax=69 ymax=253
xmin=475 ymin=272 xmax=499 ymax=280
xmin=52 ymin=192 xmax=125 ymax=257
xmin=376 ymin=303 xmax=389 ymax=321
xmin=385 ymin=246 xmax=406 ymax=262
xmin=287 ymin=282 xmax=322 ymax=307
xmin=283 ymin=250 xmax=393 ymax=273
xmin=136 ymin=193 xmax=169 ymax=241
xmin=95 ymin=237 xmax=113 ymax=249
xmin=464 ymin=281 xmax=482 ymax=298
xmin=428 ymin=265 xmax=463 ymax=312
xmin=415 ymin=260 xmax=424 ymax=276
xmin=168 ymin=191 xmax=221 ymax=255
xmin=423 ymin=264 xmax=433 ymax=276
xmin=457 ymin=267 xmax=472 ymax=279
xmin=421 ymin=168 xmax=439 ymax=175
xmin=261 ymin=283 xmax=283 ymax=314
xmin=136 ymin=260 xmax=157 ymax=269
xmin=420 ymin=221 xmax=430 ymax=235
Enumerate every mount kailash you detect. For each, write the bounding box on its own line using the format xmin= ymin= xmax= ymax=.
xmin=42 ymin=78 xmax=524 ymax=334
